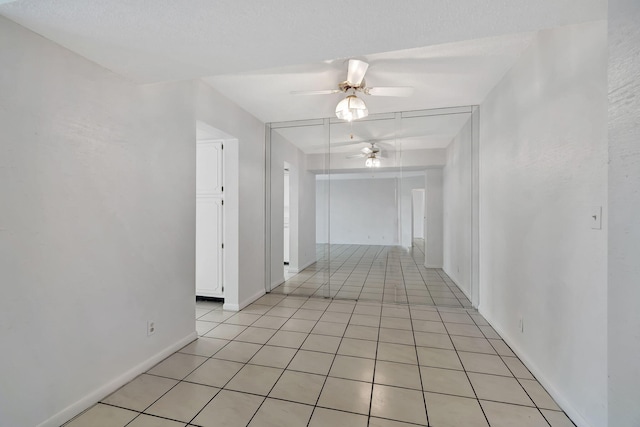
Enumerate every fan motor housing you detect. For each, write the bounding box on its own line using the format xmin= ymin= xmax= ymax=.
xmin=338 ymin=79 xmax=366 ymax=92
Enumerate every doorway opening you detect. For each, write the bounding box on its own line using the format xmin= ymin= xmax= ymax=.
xmin=411 ymin=188 xmax=425 ymax=247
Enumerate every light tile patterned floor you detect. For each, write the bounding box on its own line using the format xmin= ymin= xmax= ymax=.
xmin=65 ymin=295 xmax=575 ymax=427
xmin=273 ymin=241 xmax=473 ymax=308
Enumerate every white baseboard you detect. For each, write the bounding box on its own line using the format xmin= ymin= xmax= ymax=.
xmin=287 ymin=259 xmax=316 ymax=274
xmin=478 ymin=311 xmax=592 ymax=427
xmin=224 ymin=288 xmax=265 ymax=312
xmin=39 ymin=331 xmax=198 ymax=427
xmin=424 ymin=264 xmax=443 ymax=268
xmin=441 ymin=267 xmax=474 ymax=304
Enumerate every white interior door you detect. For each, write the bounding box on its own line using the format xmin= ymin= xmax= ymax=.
xmin=196 ymin=140 xmax=224 ymax=297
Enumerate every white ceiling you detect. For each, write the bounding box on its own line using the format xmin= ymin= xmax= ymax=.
xmin=0 ymin=0 xmax=605 ymax=84
xmin=205 ymin=33 xmax=536 ymax=123
xmin=0 ymin=0 xmax=605 ymax=151
xmin=274 ymin=111 xmax=472 ymax=154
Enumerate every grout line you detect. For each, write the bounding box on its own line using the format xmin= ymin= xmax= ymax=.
xmin=400 ymin=252 xmax=430 ymax=426
xmin=187 ymin=297 xmax=320 ymax=425
xmin=305 ymin=290 xmax=360 ymax=426
xmin=439 ymin=306 xmax=493 ymax=427
xmin=218 ymin=295 xmax=337 ymax=427
xmin=366 ymin=255 xmax=386 ymax=425
xmin=89 ymin=292 xmax=570 ymax=427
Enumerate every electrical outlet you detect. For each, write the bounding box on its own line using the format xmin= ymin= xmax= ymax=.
xmin=147 ymin=320 xmax=156 ymax=336
xmin=518 ymin=317 xmax=524 ymax=333
xmin=590 ymin=206 xmax=602 ymax=230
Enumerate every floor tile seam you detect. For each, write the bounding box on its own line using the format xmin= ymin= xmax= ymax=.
xmin=113 ymin=365 xmax=218 ymax=418
xmin=137 ymin=412 xmax=194 ymax=427
xmin=98 ymin=400 xmax=193 ymax=426
xmin=477 ymin=397 xmax=553 ymax=412
xmin=332 ymin=248 xmax=372 ymax=298
xmin=85 ymin=401 xmax=143 ymax=423
xmin=399 ymin=255 xmax=430 ymax=427
xmin=443 ymin=300 xmax=497 ymax=427
xmin=314 ymin=405 xmax=425 ymax=426
xmin=449 ymin=348 xmax=525 ymax=379
xmin=438 ymin=319 xmax=479 ymax=326
xmin=261 ymin=393 xmax=320 ymax=408
xmin=235 ymin=294 xmax=337 ymax=427
xmin=305 ymin=291 xmax=364 ymax=427
xmin=190 ymin=308 xmax=297 ymax=425
xmin=308 ymin=368 xmax=491 ymax=395
xmin=365 ymin=278 xmax=385 ymax=426
xmin=512 ymin=375 xmax=558 ymax=414
xmin=188 ymin=387 xmax=265 ymax=427
xmin=145 ymin=347 xmax=214 ymax=386
xmin=423 ymin=363 xmax=537 ymax=380
xmin=539 ymin=409 xmax=576 ymax=427
xmin=411 ymin=244 xmax=438 ymax=303
xmin=185 ymin=295 xmax=325 ymax=427
xmin=497 ymin=351 xmax=535 ymax=380
xmin=214 ymin=341 xmax=300 ymax=363
xmin=194 ymin=310 xmax=217 ymax=320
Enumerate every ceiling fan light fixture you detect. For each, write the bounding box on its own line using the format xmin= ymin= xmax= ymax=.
xmin=335 ymin=94 xmax=368 ymax=122
xmin=365 ymin=154 xmax=381 ymax=168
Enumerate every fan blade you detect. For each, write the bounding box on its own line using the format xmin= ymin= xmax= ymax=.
xmin=361 ymin=147 xmax=373 ymax=154
xmin=346 ymin=153 xmax=366 ymax=159
xmin=290 ymin=89 xmax=341 ymax=95
xmin=365 ymin=86 xmax=414 ymax=97
xmin=307 ymin=139 xmax=368 ymax=151
xmin=347 ymin=59 xmax=369 ymax=86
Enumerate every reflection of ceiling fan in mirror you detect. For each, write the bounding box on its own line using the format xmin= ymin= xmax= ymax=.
xmin=291 ymin=59 xmax=414 ymax=122
xmin=346 ymin=142 xmax=386 ymax=168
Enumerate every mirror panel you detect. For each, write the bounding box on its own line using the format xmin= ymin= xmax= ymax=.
xmin=266 ymin=107 xmax=475 ymax=308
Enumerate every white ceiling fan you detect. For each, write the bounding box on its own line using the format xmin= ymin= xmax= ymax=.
xmin=346 ymin=142 xmax=387 ymax=168
xmin=291 ymin=59 xmax=414 ymax=121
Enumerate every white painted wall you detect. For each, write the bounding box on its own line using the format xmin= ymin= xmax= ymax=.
xmin=425 ymin=169 xmax=444 ymax=268
xmin=0 ymin=17 xmax=196 ymax=427
xmin=412 ymin=189 xmax=425 ymax=239
xmin=316 ymin=176 xmax=399 ymax=245
xmin=297 ymin=158 xmax=318 ymax=270
xmin=400 ymin=175 xmax=426 ymax=247
xmin=443 ymin=117 xmax=472 ymax=296
xmin=608 ymin=1 xmax=640 ymax=425
xmin=316 ymin=178 xmax=330 ymax=244
xmin=478 ymin=22 xmax=608 ymax=427
xmin=196 ymin=81 xmax=265 ymax=310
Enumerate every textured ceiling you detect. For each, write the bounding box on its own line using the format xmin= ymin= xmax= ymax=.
xmin=0 ymin=0 xmax=606 ymax=151
xmin=0 ymin=0 xmax=606 ymax=83
xmin=206 ymin=33 xmax=535 ymax=123
xmin=273 ymin=111 xmax=471 ymax=154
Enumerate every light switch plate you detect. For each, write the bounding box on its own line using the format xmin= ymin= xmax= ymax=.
xmin=590 ymin=206 xmax=602 ymax=230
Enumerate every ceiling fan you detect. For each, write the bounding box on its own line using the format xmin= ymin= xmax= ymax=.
xmin=291 ymin=59 xmax=414 ymax=121
xmin=346 ymin=142 xmax=386 ymax=168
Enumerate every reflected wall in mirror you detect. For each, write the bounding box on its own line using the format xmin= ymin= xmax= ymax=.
xmin=266 ymin=107 xmax=477 ymax=308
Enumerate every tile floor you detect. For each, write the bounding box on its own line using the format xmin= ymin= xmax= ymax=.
xmin=272 ymin=241 xmax=473 ymax=308
xmin=64 ymin=294 xmax=576 ymax=426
